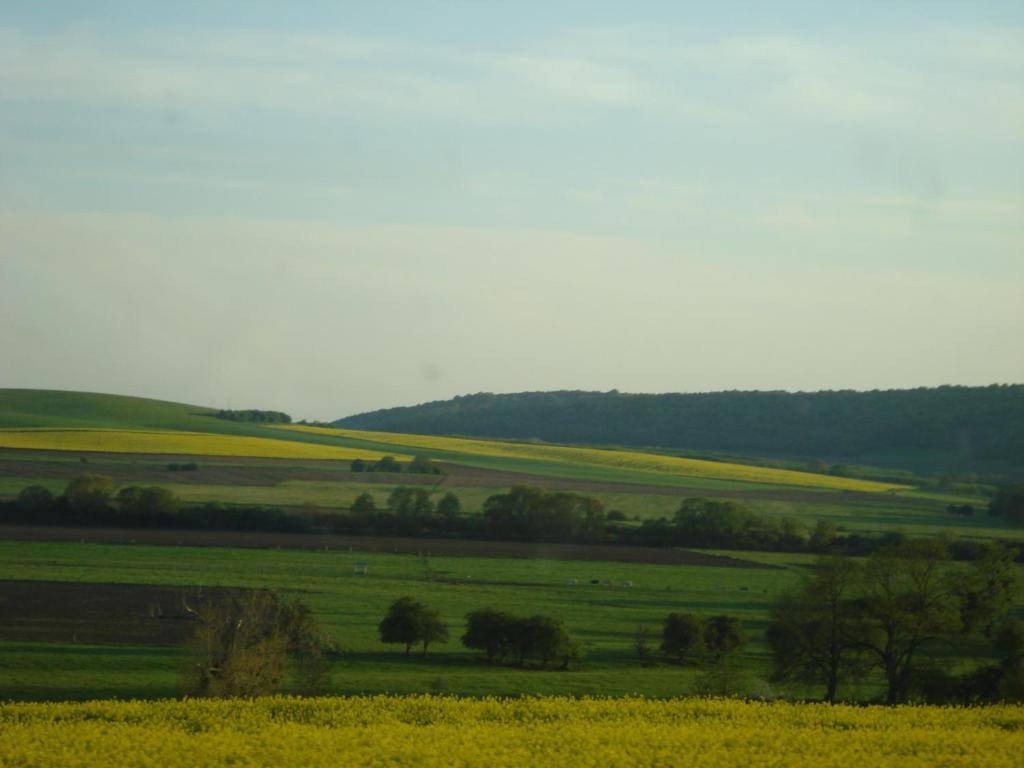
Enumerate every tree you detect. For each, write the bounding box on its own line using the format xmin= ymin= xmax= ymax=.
xmin=15 ymin=485 xmax=54 ymax=515
xmin=182 ymin=590 xmax=328 ymax=697
xmin=437 ymin=492 xmax=462 ymax=520
xmin=703 ymin=615 xmax=746 ymax=661
xmin=407 ymin=455 xmax=444 ymax=475
xmin=373 ymin=456 xmax=403 ymax=473
xmin=350 ymin=459 xmax=367 ymax=473
xmin=482 ymin=486 xmax=604 ymax=541
xmin=63 ymin=474 xmax=114 ymax=514
xmin=350 ymin=492 xmax=377 ymax=514
xmin=989 ymin=483 xmax=1024 ymax=525
xmin=808 ymin=520 xmax=839 ymax=552
xmin=515 ymin=615 xmax=575 ymax=668
xmin=378 ymin=597 xmax=448 ymax=655
xmin=956 ymin=542 xmax=1018 ymax=637
xmin=388 ymin=487 xmax=434 ymax=519
xmin=766 ymin=555 xmax=862 ymax=702
xmin=634 ymin=625 xmax=652 ymax=659
xmin=462 ymin=609 xmax=516 ymax=662
xmin=660 ymin=613 xmax=705 ymax=664
xmin=852 ymin=539 xmax=961 ymax=703
xmin=117 ymin=486 xmax=181 ymax=523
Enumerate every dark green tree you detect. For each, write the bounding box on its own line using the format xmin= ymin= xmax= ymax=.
xmin=660 ymin=613 xmax=705 ymax=664
xmin=515 ymin=615 xmax=575 ymax=668
xmin=703 ymin=615 xmax=746 ymax=661
xmin=852 ymin=539 xmax=961 ymax=703
xmin=373 ymin=456 xmax=403 ymax=473
xmin=766 ymin=555 xmax=862 ymax=702
xmin=378 ymin=597 xmax=448 ymax=656
xmin=407 ymin=455 xmax=444 ymax=475
xmin=989 ymin=484 xmax=1024 ymax=525
xmin=437 ymin=492 xmax=462 ymax=520
xmin=956 ymin=542 xmax=1018 ymax=637
xmin=462 ymin=609 xmax=516 ymax=662
xmin=63 ymin=474 xmax=114 ymax=514
xmin=350 ymin=491 xmax=377 ymax=514
xmin=15 ymin=485 xmax=54 ymax=515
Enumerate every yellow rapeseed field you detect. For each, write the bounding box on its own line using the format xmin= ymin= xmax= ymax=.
xmin=279 ymin=425 xmax=905 ymax=492
xmin=1 ymin=695 xmax=1020 ymax=767
xmin=0 ymin=428 xmax=404 ymax=461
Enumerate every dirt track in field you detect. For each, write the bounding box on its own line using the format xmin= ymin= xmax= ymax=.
xmin=0 ymin=525 xmax=777 ymax=569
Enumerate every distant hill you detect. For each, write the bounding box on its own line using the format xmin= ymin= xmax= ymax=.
xmin=335 ymin=386 xmax=1024 ymax=478
xmin=0 ymin=389 xmax=287 ymax=439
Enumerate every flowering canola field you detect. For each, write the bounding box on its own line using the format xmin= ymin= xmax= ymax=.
xmin=2 ymin=695 xmax=1020 ymax=768
xmin=279 ymin=424 xmax=904 ymax=493
xmin=0 ymin=428 xmax=401 ymax=461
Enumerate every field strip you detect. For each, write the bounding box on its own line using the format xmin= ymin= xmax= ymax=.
xmin=276 ymin=425 xmax=906 ymax=493
xmin=0 ymin=428 xmax=408 ymax=461
xmin=2 ymin=696 xmax=1021 ymax=767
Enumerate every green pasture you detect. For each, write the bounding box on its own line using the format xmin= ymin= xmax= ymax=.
xmin=1 ymin=537 xmax=1018 ymax=701
xmin=0 ymin=539 xmax=802 ymax=700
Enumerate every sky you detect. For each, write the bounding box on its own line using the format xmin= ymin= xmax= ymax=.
xmin=1 ymin=1 xmax=1022 ymax=420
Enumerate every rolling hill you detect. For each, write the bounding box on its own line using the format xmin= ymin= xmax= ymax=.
xmin=0 ymin=389 xmax=900 ymax=492
xmin=334 ymin=386 xmax=1024 ymax=477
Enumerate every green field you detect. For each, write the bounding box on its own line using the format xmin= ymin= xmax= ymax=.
xmin=0 ymin=539 xmax=810 ymax=700
xmin=1 ymin=538 xmax=1015 ymax=701
xmin=0 ymin=388 xmax=1017 ymax=705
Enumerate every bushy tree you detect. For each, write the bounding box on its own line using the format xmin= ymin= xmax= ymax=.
xmin=378 ymin=597 xmax=448 ymax=655
xmin=989 ymin=483 xmax=1024 ymax=524
xmin=388 ymin=487 xmax=434 ymax=518
xmin=63 ymin=474 xmax=114 ymax=514
xmin=182 ymin=591 xmax=329 ymax=697
xmin=852 ymin=539 xmax=961 ymax=703
xmin=704 ymin=615 xmax=746 ymax=661
xmin=117 ymin=486 xmax=181 ymax=522
xmin=373 ymin=456 xmax=403 ymax=473
xmin=350 ymin=492 xmax=377 ymax=514
xmin=660 ymin=613 xmax=705 ymax=664
xmin=437 ymin=492 xmax=462 ymax=520
xmin=462 ymin=609 xmax=516 ymax=662
xmin=462 ymin=609 xmax=580 ymax=669
xmin=15 ymin=485 xmax=54 ymax=515
xmin=407 ymin=455 xmax=444 ymax=475
xmin=515 ymin=615 xmax=577 ymax=668
xmin=956 ymin=542 xmax=1018 ymax=637
xmin=482 ymin=486 xmax=605 ymax=541
xmin=766 ymin=556 xmax=862 ymax=702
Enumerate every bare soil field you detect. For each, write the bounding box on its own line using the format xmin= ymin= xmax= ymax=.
xmin=0 ymin=580 xmax=242 ymax=644
xmin=0 ymin=525 xmax=775 ymax=568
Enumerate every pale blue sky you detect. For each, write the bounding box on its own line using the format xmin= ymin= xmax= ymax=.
xmin=1 ymin=2 xmax=1022 ymax=418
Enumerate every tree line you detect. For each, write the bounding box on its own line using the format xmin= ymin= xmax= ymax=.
xmin=5 ymin=479 xmax=1022 ymax=565
xmin=213 ymin=409 xmax=292 ymax=423
xmin=350 ymin=455 xmax=445 ymax=475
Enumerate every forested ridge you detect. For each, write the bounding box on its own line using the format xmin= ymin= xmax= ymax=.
xmin=335 ymin=385 xmax=1024 ymax=476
